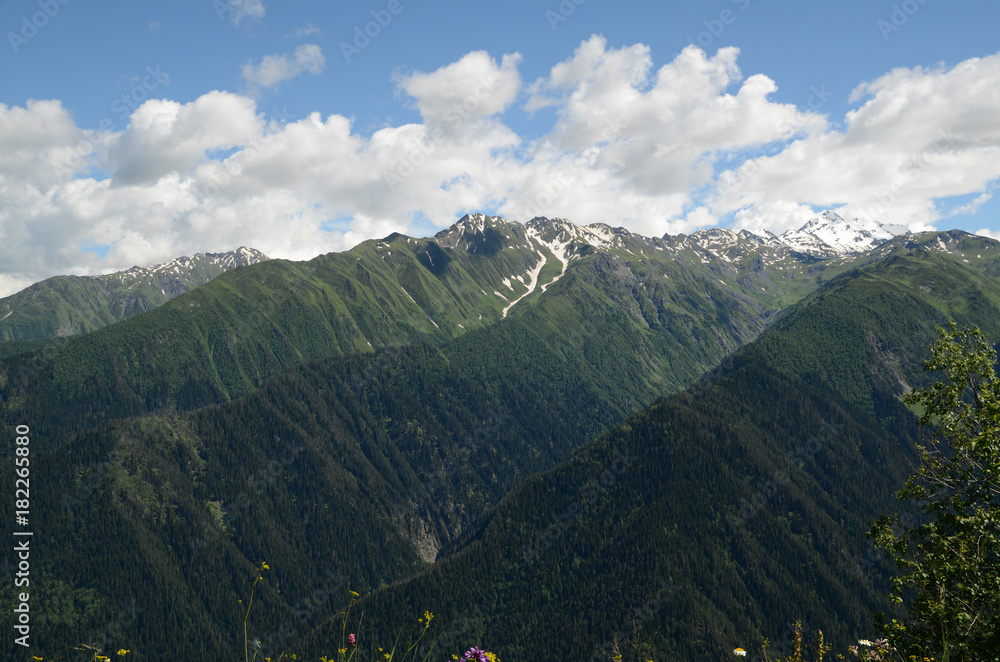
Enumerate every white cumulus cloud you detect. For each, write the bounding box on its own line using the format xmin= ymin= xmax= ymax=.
xmin=395 ymin=51 xmax=523 ymax=134
xmin=711 ymin=52 xmax=1000 ymax=232
xmin=3 ymin=39 xmax=1000 ymax=296
xmin=109 ymin=91 xmax=263 ymax=186
xmin=241 ymin=44 xmax=326 ymax=90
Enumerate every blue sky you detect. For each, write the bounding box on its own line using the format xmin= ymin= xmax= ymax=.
xmin=1 ymin=0 xmax=999 ymax=293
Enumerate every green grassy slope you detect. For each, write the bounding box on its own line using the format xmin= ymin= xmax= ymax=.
xmin=0 ymin=248 xmax=269 ymax=341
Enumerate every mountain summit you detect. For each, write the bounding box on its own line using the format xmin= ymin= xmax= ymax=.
xmin=739 ymin=211 xmax=907 ymax=257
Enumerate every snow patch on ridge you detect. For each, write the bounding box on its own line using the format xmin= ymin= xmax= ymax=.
xmin=525 ymin=224 xmax=573 ymax=293
xmin=540 ymin=239 xmax=571 ymax=293
xmin=502 ymin=253 xmax=545 ymax=318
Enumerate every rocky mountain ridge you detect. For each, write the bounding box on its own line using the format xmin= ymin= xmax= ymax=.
xmin=0 ymin=246 xmax=269 ymax=341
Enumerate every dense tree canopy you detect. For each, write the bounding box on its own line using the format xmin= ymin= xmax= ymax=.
xmin=872 ymin=322 xmax=1000 ymax=660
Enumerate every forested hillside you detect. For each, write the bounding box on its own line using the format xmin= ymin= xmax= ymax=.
xmin=296 ymin=232 xmax=1000 ymax=661
xmin=2 ymin=223 xmax=1000 ymax=660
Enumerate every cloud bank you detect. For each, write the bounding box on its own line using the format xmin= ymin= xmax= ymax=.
xmin=2 ymin=36 xmax=1000 ymax=295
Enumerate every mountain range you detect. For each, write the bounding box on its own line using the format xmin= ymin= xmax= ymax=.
xmin=0 ymin=247 xmax=269 ymax=343
xmin=1 ymin=211 xmax=998 ymax=660
xmin=0 ymin=211 xmax=903 ymax=345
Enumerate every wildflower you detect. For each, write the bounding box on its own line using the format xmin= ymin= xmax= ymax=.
xmin=350 ymin=590 xmax=360 ymax=598
xmin=348 ymin=633 xmax=357 ymax=645
xmin=117 ymin=651 xmax=130 ymax=657
xmin=462 ymin=646 xmax=489 ymax=662
xmin=734 ymin=648 xmax=747 ymax=657
xmin=859 ymin=639 xmax=873 ymax=647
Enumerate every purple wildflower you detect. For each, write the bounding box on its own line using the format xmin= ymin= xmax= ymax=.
xmin=461 ymin=646 xmax=488 ymax=662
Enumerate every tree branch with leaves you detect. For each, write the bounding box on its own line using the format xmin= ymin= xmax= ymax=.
xmin=870 ymin=321 xmax=1000 ymax=660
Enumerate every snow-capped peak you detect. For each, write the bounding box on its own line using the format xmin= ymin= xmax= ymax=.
xmin=453 ymin=213 xmax=514 ymax=235
xmin=738 ymin=227 xmax=780 ymax=244
xmin=441 ymin=211 xmax=908 ymax=265
xmin=109 ymin=247 xmax=269 ymax=284
xmin=524 ymin=217 xmax=628 ymax=249
xmin=722 ymin=211 xmax=908 ymax=257
xmin=789 ymin=211 xmax=903 ymax=255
